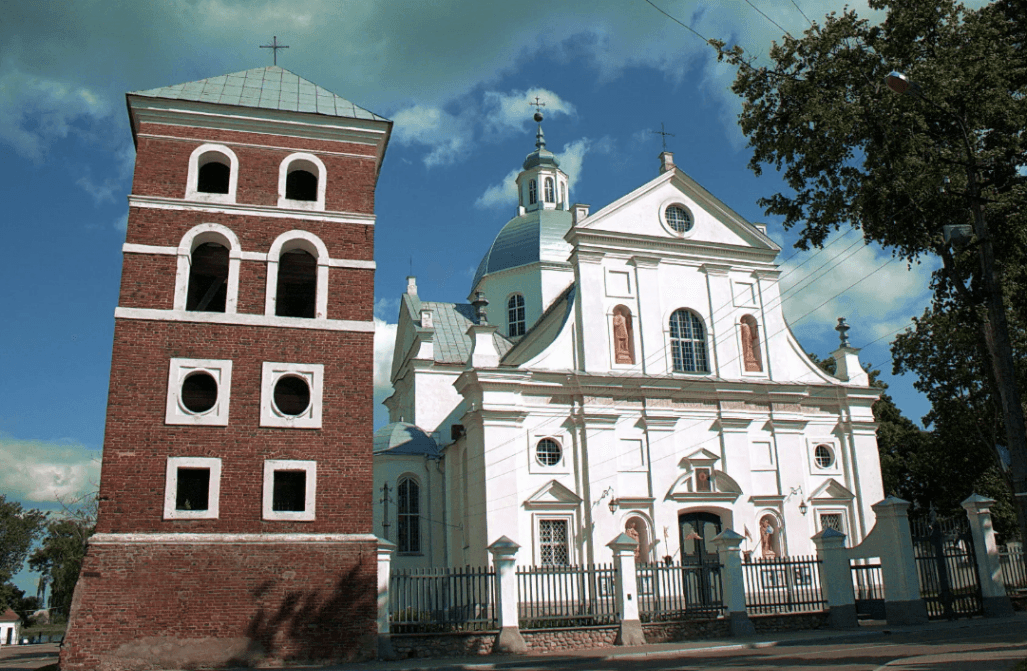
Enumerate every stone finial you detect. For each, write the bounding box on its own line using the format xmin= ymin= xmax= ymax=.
xmin=419 ymin=309 xmax=433 ymax=329
xmin=836 ymin=317 xmax=851 ymax=347
xmin=659 ymin=151 xmax=675 ymax=174
xmin=406 ymin=276 xmax=417 ymax=296
xmin=572 ymin=203 xmax=590 ymax=225
xmin=471 ymin=291 xmax=489 ymax=324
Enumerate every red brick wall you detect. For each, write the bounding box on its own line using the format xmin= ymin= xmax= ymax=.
xmin=132 ymin=123 xmax=379 ymax=213
xmin=96 ymin=319 xmax=373 ymax=535
xmin=120 ymin=253 xmax=177 ymax=310
xmin=59 ymin=539 xmax=377 ymax=670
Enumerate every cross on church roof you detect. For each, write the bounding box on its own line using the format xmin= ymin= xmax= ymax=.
xmin=530 ymin=96 xmax=546 ymax=114
xmin=260 ymin=36 xmax=289 ymax=65
xmin=652 ymin=122 xmax=675 ymax=151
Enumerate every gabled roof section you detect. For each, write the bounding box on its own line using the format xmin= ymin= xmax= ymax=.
xmin=130 ymin=66 xmax=387 ymax=121
xmin=809 ymin=478 xmax=855 ymax=502
xmin=524 ymin=480 xmax=583 ymax=510
xmin=394 ymin=294 xmax=513 ymax=372
xmin=0 ymin=608 xmax=19 ymax=622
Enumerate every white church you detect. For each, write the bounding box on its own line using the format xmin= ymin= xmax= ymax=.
xmin=373 ymin=112 xmax=884 ymax=571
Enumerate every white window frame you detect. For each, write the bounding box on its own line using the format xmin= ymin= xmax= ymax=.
xmin=173 ymin=224 xmax=242 ymax=314
xmin=533 ymin=514 xmax=574 ymax=566
xmin=185 ymin=143 xmax=239 ymax=204
xmin=260 ymin=362 xmax=324 ymax=429
xmin=165 ymin=358 xmax=233 ymax=426
xmin=528 ymin=434 xmax=569 ymax=474
xmin=808 ymin=439 xmax=842 ymax=475
xmin=397 ymin=475 xmax=422 ymax=555
xmin=277 ymin=152 xmax=327 ymax=211
xmin=262 ymin=459 xmax=317 ymax=521
xmin=164 ymin=456 xmax=222 ymax=520
xmin=667 ymin=308 xmax=710 ymax=374
xmin=264 ymin=230 xmax=330 ymax=320
xmin=658 ymin=197 xmax=696 ymax=238
xmin=507 ymin=293 xmax=526 ymax=337
xmin=816 ymin=508 xmax=848 ymax=538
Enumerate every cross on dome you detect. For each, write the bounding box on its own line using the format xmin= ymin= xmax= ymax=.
xmin=260 ymin=36 xmax=289 ymax=65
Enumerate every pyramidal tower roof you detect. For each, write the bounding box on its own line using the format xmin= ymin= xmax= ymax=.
xmin=130 ymin=66 xmax=387 ymax=121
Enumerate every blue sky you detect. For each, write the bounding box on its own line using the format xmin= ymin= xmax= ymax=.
xmin=1 ymin=0 xmax=977 ymax=592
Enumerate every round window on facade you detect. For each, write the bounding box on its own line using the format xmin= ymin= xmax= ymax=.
xmin=536 ymin=438 xmax=562 ymax=466
xmin=180 ymin=371 xmax=218 ymax=414
xmin=814 ymin=444 xmax=834 ymax=469
xmin=273 ymin=375 xmax=311 ymax=416
xmin=664 ymin=204 xmax=693 ymax=234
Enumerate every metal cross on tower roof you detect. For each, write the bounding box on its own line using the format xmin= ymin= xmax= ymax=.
xmin=260 ymin=36 xmax=289 ymax=65
xmin=651 ymin=122 xmax=675 ymax=151
xmin=530 ymin=96 xmax=546 ymax=114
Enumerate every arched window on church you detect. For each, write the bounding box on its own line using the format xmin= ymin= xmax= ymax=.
xmin=544 ymin=177 xmax=555 ymax=203
xmin=740 ymin=314 xmax=763 ymax=372
xmin=612 ymin=305 xmax=635 ymax=364
xmin=508 ymin=294 xmax=526 ymax=337
xmin=286 ymin=169 xmax=317 ymax=201
xmin=197 ymin=160 xmax=230 ymax=195
xmin=669 ymin=309 xmax=709 ymax=373
xmin=186 ymin=243 xmax=229 ymax=312
xmin=397 ymin=476 xmax=420 ymax=554
xmin=275 ymin=249 xmax=317 ymax=318
xmin=529 ymin=179 xmax=537 ymax=205
xmin=278 ymin=153 xmax=326 ymax=210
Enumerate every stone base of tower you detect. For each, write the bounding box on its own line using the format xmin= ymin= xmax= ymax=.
xmin=59 ymin=534 xmax=378 ymax=671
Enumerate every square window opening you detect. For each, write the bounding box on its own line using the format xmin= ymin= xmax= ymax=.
xmin=175 ymin=468 xmax=210 ymax=511
xmin=272 ymin=470 xmax=307 ymax=512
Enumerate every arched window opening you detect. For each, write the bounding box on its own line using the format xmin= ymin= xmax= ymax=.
xmin=508 ymin=294 xmax=526 ymax=337
xmin=275 ymin=249 xmax=317 ymax=318
xmin=398 ymin=477 xmax=420 ymax=554
xmin=612 ymin=305 xmax=635 ymax=364
xmin=285 ymin=169 xmax=318 ymax=201
xmin=186 ymin=243 xmax=229 ymax=312
xmin=560 ymin=182 xmax=566 ymax=206
xmin=529 ymin=179 xmax=537 ymax=205
xmin=669 ymin=309 xmax=709 ymax=373
xmin=740 ymin=314 xmax=763 ymax=372
xmin=197 ymin=160 xmax=230 ymax=194
xmin=544 ymin=177 xmax=555 ymax=203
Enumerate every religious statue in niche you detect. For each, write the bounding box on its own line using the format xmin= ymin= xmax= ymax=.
xmin=612 ymin=306 xmax=635 ymax=364
xmin=760 ymin=516 xmax=777 ymax=558
xmin=695 ymin=468 xmax=712 ymax=492
xmin=625 ymin=520 xmax=641 ymax=560
xmin=740 ymin=315 xmax=763 ymax=372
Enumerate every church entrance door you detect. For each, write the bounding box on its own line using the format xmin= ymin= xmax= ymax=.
xmin=678 ymin=511 xmax=722 ymax=608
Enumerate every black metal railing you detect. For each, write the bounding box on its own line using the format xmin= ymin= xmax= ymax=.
xmin=389 ymin=565 xmax=496 ymax=633
xmin=910 ymin=516 xmax=983 ymax=619
xmin=851 ymin=560 xmax=886 ymax=619
xmin=742 ymin=555 xmax=826 ymax=614
xmin=999 ymin=545 xmax=1027 ymax=594
xmin=516 ymin=563 xmax=619 ymax=628
xmin=636 ymin=559 xmax=724 ymax=621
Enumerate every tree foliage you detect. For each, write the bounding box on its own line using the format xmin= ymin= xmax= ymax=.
xmin=28 ymin=497 xmax=96 ymax=620
xmin=0 ymin=495 xmax=45 ymax=611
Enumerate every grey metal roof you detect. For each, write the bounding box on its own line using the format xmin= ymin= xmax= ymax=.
xmin=421 ymin=301 xmax=513 ymax=364
xmin=472 ymin=209 xmax=574 ymax=288
xmin=130 ymin=66 xmax=387 ymax=121
xmin=373 ymin=422 xmax=439 ymax=456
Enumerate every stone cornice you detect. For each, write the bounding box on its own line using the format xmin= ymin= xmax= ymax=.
xmin=128 ymin=194 xmax=377 ymax=225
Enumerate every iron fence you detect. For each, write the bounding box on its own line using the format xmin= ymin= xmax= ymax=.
xmin=851 ymin=560 xmax=886 ymax=620
xmin=636 ymin=559 xmax=724 ymax=621
xmin=389 ymin=565 xmax=496 ymax=633
xmin=999 ymin=545 xmax=1027 ymax=594
xmin=516 ymin=563 xmax=619 ymax=628
xmin=742 ymin=555 xmax=826 ymax=614
xmin=910 ymin=516 xmax=983 ymax=619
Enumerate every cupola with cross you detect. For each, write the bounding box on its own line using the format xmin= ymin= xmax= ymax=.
xmin=516 ymin=103 xmax=569 ymax=215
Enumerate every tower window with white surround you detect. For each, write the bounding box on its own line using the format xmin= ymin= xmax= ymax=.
xmin=275 ymin=249 xmax=317 ymax=318
xmin=544 ymin=177 xmax=555 ymax=203
xmin=529 ymin=179 xmax=537 ymax=205
xmin=197 ymin=160 xmax=230 ymax=194
xmin=262 ymin=459 xmax=317 ymax=521
xmin=669 ymin=309 xmax=709 ymax=373
xmin=508 ymin=294 xmax=526 ymax=337
xmin=163 ymin=456 xmax=221 ymax=520
xmin=186 ymin=243 xmax=229 ymax=312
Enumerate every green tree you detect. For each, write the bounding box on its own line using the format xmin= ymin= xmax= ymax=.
xmin=0 ymin=495 xmax=45 ymax=610
xmin=718 ymin=0 xmax=1027 ymax=538
xmin=29 ymin=501 xmax=95 ymax=620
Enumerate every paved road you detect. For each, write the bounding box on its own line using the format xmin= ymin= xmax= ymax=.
xmin=4 ymin=617 xmax=1026 ymax=670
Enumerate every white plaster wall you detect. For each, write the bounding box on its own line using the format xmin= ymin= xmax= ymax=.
xmin=414 ymin=368 xmax=463 ymax=433
xmin=373 ymin=454 xmax=447 ymax=571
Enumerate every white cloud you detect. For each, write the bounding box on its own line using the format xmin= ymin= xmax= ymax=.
xmin=391 ymin=104 xmax=472 ymax=167
xmin=481 ymin=88 xmax=575 ymax=137
xmin=373 ymin=317 xmax=398 ymax=419
xmin=475 ymin=168 xmax=521 ymax=209
xmin=779 ymin=230 xmax=938 ymax=346
xmin=374 ymin=297 xmax=401 ymax=321
xmin=0 ymin=437 xmax=101 ymax=503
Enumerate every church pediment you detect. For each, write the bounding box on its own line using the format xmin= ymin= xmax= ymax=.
xmin=666 ymin=469 xmax=741 ymax=503
xmin=809 ymin=478 xmax=855 ymax=502
xmin=678 ymin=448 xmax=720 ymax=470
xmin=524 ymin=479 xmax=582 ymax=510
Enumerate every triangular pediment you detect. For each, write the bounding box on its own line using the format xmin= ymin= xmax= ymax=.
xmin=809 ymin=478 xmax=855 ymax=502
xmin=568 ymin=169 xmax=779 ymax=254
xmin=666 ymin=469 xmax=741 ymax=503
xmin=678 ymin=448 xmax=720 ymax=470
xmin=524 ymin=479 xmax=583 ymax=510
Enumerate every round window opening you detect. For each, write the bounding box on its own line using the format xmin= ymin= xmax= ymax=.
xmin=665 ymin=205 xmax=693 ymax=234
xmin=814 ymin=444 xmax=834 ymax=469
xmin=536 ymin=438 xmax=562 ymax=466
xmin=181 ymin=371 xmax=218 ymax=413
xmin=273 ymin=375 xmax=311 ymax=416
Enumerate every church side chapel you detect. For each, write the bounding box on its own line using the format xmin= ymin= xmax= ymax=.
xmin=376 ymin=110 xmax=884 ymax=572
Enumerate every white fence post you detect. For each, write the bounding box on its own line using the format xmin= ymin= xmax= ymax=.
xmin=962 ymin=493 xmax=1015 ymax=617
xmin=607 ymin=533 xmax=646 ymax=646
xmin=711 ymin=529 xmax=755 ymax=637
xmin=488 ymin=536 xmax=527 ymax=654
xmin=376 ymin=538 xmax=398 ymax=660
xmin=812 ymin=528 xmax=858 ymax=628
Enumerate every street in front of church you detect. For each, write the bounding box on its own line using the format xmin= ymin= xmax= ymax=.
xmin=4 ymin=615 xmax=1027 ymax=671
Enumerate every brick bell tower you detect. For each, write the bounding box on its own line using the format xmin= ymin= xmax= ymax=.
xmin=60 ymin=67 xmax=391 ymax=670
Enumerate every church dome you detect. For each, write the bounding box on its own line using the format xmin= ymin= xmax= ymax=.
xmin=472 ymin=209 xmax=574 ymax=289
xmin=373 ymin=422 xmax=440 ymax=456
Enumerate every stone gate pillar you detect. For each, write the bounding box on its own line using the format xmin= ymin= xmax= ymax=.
xmin=962 ymin=494 xmax=1015 ymax=617
xmin=377 ymin=538 xmax=398 ymax=660
xmin=608 ymin=533 xmax=646 ymax=646
xmin=488 ymin=536 xmax=527 ymax=654
xmin=711 ymin=529 xmax=755 ymax=636
xmin=812 ymin=528 xmax=857 ymax=628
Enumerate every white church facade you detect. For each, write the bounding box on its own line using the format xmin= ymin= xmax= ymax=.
xmin=375 ymin=113 xmax=884 ymax=571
